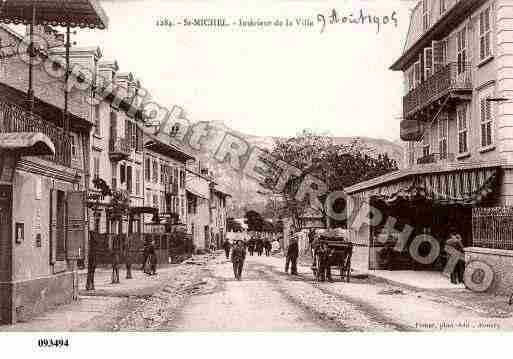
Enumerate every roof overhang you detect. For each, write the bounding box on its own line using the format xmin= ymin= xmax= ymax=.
xmin=144 ymin=134 xmax=195 ymax=162
xmin=390 ymin=0 xmax=487 ymax=71
xmin=0 ymin=132 xmax=55 ymax=156
xmin=0 ymin=0 xmax=109 ymax=29
xmin=186 ymin=188 xmax=208 ymax=200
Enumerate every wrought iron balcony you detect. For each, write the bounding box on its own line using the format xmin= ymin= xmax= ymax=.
xmin=109 ymin=137 xmax=131 ymax=161
xmin=404 ymin=62 xmax=472 ymax=119
xmin=0 ymin=99 xmax=71 ymax=166
xmin=416 ymin=152 xmax=455 ymax=165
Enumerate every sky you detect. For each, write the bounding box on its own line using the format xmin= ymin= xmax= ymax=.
xmin=70 ymin=0 xmax=418 ymax=140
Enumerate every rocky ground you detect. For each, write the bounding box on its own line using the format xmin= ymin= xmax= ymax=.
xmin=4 ymin=252 xmax=513 ymax=331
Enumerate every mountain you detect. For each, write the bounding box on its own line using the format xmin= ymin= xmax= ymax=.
xmin=187 ymin=120 xmax=404 ymax=218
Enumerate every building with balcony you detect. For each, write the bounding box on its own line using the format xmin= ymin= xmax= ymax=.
xmin=87 ymin=62 xmax=146 ymax=248
xmin=0 ymin=6 xmax=106 ymax=324
xmin=345 ymin=0 xmax=513 ymax=294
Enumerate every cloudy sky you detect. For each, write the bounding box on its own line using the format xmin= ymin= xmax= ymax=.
xmin=72 ymin=0 xmax=417 ymax=140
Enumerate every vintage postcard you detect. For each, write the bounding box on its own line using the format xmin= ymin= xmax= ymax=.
xmin=0 ymin=0 xmax=512 ymax=352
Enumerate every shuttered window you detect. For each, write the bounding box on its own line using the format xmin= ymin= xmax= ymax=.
xmin=457 ymin=104 xmax=469 ymax=154
xmin=457 ymin=27 xmax=467 ymax=74
xmin=66 ymin=191 xmax=85 ymax=260
xmin=480 ymin=7 xmax=492 ymax=60
xmin=145 ymin=157 xmax=150 ymax=181
xmin=422 ymin=0 xmax=430 ymax=31
xmin=424 ymin=47 xmax=433 ymax=79
xmin=480 ymin=97 xmax=493 ymax=147
xmin=152 ymin=160 xmax=158 ymax=183
xmin=438 ymin=115 xmax=448 ymax=160
xmin=136 ymin=169 xmax=141 ymax=195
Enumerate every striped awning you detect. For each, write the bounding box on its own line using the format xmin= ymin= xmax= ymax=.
xmin=0 ymin=132 xmax=55 ymax=156
xmin=370 ymin=167 xmax=499 ymax=206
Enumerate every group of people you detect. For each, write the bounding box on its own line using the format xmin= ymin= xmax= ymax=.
xmin=247 ymin=235 xmax=272 ymax=257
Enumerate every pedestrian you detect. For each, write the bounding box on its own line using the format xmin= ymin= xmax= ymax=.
xmin=264 ymin=238 xmax=271 ymax=256
xmin=141 ymin=237 xmax=151 ymax=272
xmin=256 ymin=236 xmax=264 ymax=256
xmin=445 ymin=227 xmax=465 ymax=284
xmin=148 ymin=239 xmax=157 ymax=275
xmin=223 ymin=238 xmax=232 ymax=259
xmin=248 ymin=237 xmax=255 ymax=256
xmin=231 ymin=240 xmax=246 ymax=280
xmin=317 ymin=242 xmax=333 ymax=282
xmin=285 ymin=237 xmax=299 ymax=275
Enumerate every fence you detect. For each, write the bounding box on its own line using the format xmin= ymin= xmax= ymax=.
xmin=90 ymin=232 xmax=193 ymax=265
xmin=472 ymin=207 xmax=513 ymax=250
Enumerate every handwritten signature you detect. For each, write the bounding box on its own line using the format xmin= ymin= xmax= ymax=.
xmin=317 ymin=9 xmax=398 ymax=34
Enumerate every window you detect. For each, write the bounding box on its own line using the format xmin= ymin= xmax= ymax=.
xmin=457 ymin=105 xmax=469 ymax=154
xmin=152 ymin=160 xmax=158 ymax=183
xmin=136 ymin=169 xmax=141 ymax=195
xmin=146 ymin=190 xmax=151 ymax=206
xmin=424 ymin=47 xmax=433 ymax=79
xmin=457 ymin=27 xmax=467 ymax=74
xmin=160 ymin=164 xmax=165 ymax=184
xmin=93 ymin=156 xmax=100 ymax=179
xmin=422 ymin=0 xmax=430 ymax=31
xmin=480 ymin=7 xmax=492 ymax=60
xmin=480 ymin=96 xmax=493 ymax=147
xmin=438 ymin=115 xmax=448 ymax=159
xmin=111 ymin=163 xmax=117 ymax=190
xmin=152 ymin=194 xmax=158 ymax=208
xmin=126 ymin=165 xmax=132 ymax=194
xmin=422 ymin=130 xmax=430 ymax=158
xmin=145 ymin=157 xmax=150 ymax=181
xmin=440 ymin=0 xmax=446 ymax=15
xmin=181 ymin=195 xmax=185 ymax=220
xmin=174 ymin=168 xmax=179 ymax=188
xmin=160 ymin=194 xmax=165 ymax=213
xmin=94 ymin=104 xmax=101 ymax=136
xmin=70 ymin=134 xmax=78 ymax=159
xmin=120 ymin=164 xmax=126 ymax=184
xmin=55 ymin=190 xmax=66 ymax=261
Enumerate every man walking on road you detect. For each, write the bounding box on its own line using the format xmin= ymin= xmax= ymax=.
xmin=231 ymin=240 xmax=246 ymax=280
xmin=285 ymin=237 xmax=299 ymax=275
xmin=223 ymin=238 xmax=232 ymax=259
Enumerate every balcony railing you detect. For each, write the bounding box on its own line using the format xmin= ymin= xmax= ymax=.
xmin=416 ymin=152 xmax=455 ymax=165
xmin=404 ymin=62 xmax=472 ymax=118
xmin=0 ymin=100 xmax=71 ymax=167
xmin=109 ymin=137 xmax=131 ymax=161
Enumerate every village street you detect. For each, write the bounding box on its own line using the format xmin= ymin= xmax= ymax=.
xmin=3 ymin=252 xmax=513 ymax=332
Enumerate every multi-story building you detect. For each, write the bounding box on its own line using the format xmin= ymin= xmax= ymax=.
xmin=0 ymin=0 xmax=107 ymax=324
xmin=345 ymin=0 xmax=513 ymax=293
xmin=142 ymin=132 xmax=193 ymax=236
xmin=210 ymin=184 xmax=230 ymax=249
xmin=186 ymin=163 xmax=214 ymax=251
xmin=185 ymin=161 xmax=230 ymax=251
xmin=88 ymin=63 xmax=145 ymax=238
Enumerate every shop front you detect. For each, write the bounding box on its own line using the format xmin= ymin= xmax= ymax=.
xmin=345 ymin=163 xmax=500 ymax=272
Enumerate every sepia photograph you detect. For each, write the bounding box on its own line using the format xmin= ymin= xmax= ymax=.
xmin=0 ymin=0 xmax=512 ymax=355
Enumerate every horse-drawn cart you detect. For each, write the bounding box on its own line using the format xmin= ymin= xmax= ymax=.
xmin=311 ymin=235 xmax=353 ymax=282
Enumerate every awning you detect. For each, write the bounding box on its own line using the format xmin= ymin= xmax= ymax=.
xmin=129 ymin=206 xmax=158 ymax=215
xmin=0 ymin=0 xmax=109 ymax=29
xmin=371 ymin=168 xmax=500 ymax=207
xmin=0 ymin=132 xmax=55 ymax=156
xmin=186 ymin=188 xmax=208 ymax=200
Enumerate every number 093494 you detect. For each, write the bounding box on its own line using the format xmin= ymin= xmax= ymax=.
xmin=37 ymin=339 xmax=69 ymax=347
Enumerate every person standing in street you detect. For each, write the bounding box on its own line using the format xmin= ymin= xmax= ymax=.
xmin=445 ymin=227 xmax=465 ymax=284
xmin=285 ymin=237 xmax=299 ymax=275
xmin=231 ymin=240 xmax=246 ymax=280
xmin=223 ymin=238 xmax=232 ymax=259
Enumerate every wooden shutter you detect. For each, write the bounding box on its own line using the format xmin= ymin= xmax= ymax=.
xmin=49 ymin=189 xmax=57 ymax=264
xmin=432 ymin=40 xmax=444 ymax=74
xmin=66 ymin=191 xmax=86 ymax=260
xmin=424 ymin=47 xmax=433 ymax=79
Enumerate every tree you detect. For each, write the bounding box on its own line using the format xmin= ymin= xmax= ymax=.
xmin=245 ymin=210 xmax=265 ymax=232
xmin=262 ymin=130 xmax=398 ymax=229
xmin=227 ymin=217 xmax=244 ymax=232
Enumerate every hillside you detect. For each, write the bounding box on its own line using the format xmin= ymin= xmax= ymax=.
xmin=187 ymin=121 xmax=404 ymax=218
